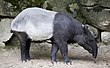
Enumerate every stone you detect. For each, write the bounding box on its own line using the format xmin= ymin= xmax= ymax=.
xmin=0 ymin=18 xmax=13 ymax=46
xmin=0 ymin=0 xmax=10 ymax=16
xmin=0 ymin=42 xmax=5 ymax=47
xmin=101 ymin=32 xmax=110 ymax=45
xmin=88 ymin=10 xmax=110 ymax=31
xmin=0 ymin=0 xmax=17 ymax=16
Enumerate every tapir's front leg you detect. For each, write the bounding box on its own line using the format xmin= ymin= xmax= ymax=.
xmin=58 ymin=41 xmax=71 ymax=64
xmin=53 ymin=37 xmax=71 ymax=64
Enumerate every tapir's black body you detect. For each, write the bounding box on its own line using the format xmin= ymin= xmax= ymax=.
xmin=11 ymin=8 xmax=98 ymax=64
xmin=51 ymin=13 xmax=98 ymax=63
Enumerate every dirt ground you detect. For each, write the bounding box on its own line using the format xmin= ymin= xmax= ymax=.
xmin=0 ymin=43 xmax=110 ymax=68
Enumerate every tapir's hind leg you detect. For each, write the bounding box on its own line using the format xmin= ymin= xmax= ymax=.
xmin=26 ymin=38 xmax=31 ymax=60
xmin=12 ymin=31 xmax=31 ymax=62
xmin=51 ymin=40 xmax=59 ymax=63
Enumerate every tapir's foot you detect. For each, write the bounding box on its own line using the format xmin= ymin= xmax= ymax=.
xmin=64 ymin=60 xmax=72 ymax=65
xmin=21 ymin=57 xmax=31 ymax=62
xmin=26 ymin=57 xmax=31 ymax=61
xmin=51 ymin=60 xmax=59 ymax=64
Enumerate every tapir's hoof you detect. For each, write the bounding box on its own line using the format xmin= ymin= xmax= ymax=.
xmin=21 ymin=58 xmax=30 ymax=62
xmin=51 ymin=61 xmax=59 ymax=64
xmin=64 ymin=61 xmax=72 ymax=65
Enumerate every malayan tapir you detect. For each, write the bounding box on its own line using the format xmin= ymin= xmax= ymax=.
xmin=11 ymin=7 xmax=98 ymax=64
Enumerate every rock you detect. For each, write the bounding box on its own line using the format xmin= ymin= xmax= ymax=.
xmin=101 ymin=32 xmax=110 ymax=45
xmin=0 ymin=42 xmax=5 ymax=47
xmin=0 ymin=18 xmax=13 ymax=46
xmin=47 ymin=0 xmax=72 ymax=13
xmin=0 ymin=0 xmax=17 ymax=17
xmin=88 ymin=10 xmax=110 ymax=31
xmin=74 ymin=0 xmax=110 ymax=32
xmin=0 ymin=0 xmax=10 ymax=16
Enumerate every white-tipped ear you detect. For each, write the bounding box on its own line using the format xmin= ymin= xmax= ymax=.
xmin=82 ymin=24 xmax=89 ymax=29
xmin=85 ymin=25 xmax=89 ymax=29
xmin=82 ymin=24 xmax=84 ymax=27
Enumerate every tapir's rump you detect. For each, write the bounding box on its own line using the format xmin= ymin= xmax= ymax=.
xmin=11 ymin=7 xmax=57 ymax=41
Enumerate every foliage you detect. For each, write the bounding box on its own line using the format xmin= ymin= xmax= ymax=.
xmin=4 ymin=0 xmax=47 ymax=15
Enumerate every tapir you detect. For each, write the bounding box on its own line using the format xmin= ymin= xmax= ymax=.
xmin=11 ymin=7 xmax=98 ymax=64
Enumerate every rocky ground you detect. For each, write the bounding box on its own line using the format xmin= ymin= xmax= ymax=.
xmin=0 ymin=43 xmax=110 ymax=68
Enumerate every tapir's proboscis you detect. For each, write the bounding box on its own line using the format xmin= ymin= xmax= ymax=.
xmin=11 ymin=7 xmax=98 ymax=64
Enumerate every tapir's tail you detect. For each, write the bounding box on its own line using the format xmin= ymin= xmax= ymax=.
xmin=10 ymin=30 xmax=14 ymax=33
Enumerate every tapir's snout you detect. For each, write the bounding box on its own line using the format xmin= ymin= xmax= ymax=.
xmin=91 ymin=42 xmax=98 ymax=58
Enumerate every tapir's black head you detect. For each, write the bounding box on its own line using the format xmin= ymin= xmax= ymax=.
xmin=76 ymin=26 xmax=98 ymax=58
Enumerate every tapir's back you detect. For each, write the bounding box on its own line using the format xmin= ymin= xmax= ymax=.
xmin=11 ymin=7 xmax=57 ymax=40
xmin=11 ymin=7 xmax=57 ymax=31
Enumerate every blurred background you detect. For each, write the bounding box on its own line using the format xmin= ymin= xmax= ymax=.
xmin=0 ymin=0 xmax=110 ymax=47
xmin=0 ymin=0 xmax=110 ymax=68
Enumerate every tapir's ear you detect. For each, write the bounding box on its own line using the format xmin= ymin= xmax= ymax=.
xmin=82 ymin=25 xmax=88 ymax=34
xmin=82 ymin=24 xmax=85 ymax=28
xmin=82 ymin=24 xmax=89 ymax=29
xmin=85 ymin=25 xmax=89 ymax=29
